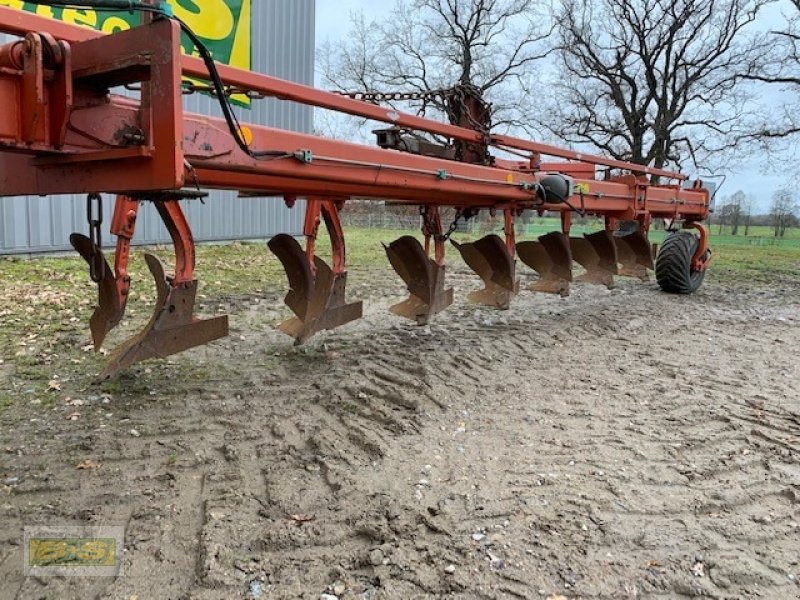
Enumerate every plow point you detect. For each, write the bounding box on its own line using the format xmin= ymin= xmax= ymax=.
xmin=70 ymin=233 xmax=126 ymax=351
xmin=97 ymin=254 xmax=228 ymax=381
xmin=517 ymin=232 xmax=573 ymax=297
xmin=570 ymin=231 xmax=619 ymax=289
xmin=384 ymin=235 xmax=454 ymax=324
xmin=614 ymin=230 xmax=654 ymax=280
xmin=451 ymin=234 xmax=519 ymax=309
xmin=268 ymin=234 xmax=362 ymax=344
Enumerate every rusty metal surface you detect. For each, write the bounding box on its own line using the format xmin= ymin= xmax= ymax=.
xmin=570 ymin=231 xmax=619 ymax=289
xmin=614 ymin=230 xmax=654 ymax=280
xmin=517 ymin=232 xmax=573 ymax=296
xmin=268 ymin=233 xmax=315 ymax=321
xmin=268 ymin=234 xmax=362 ymax=345
xmin=385 ymin=236 xmax=454 ymax=324
xmin=89 ymin=196 xmax=229 ymax=378
xmin=97 ymin=254 xmax=228 ymax=381
xmin=452 ymin=235 xmax=519 ymax=309
xmin=70 ymin=233 xmax=125 ymax=350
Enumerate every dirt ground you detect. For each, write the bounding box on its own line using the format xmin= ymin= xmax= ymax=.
xmin=1 ymin=260 xmax=799 ymax=600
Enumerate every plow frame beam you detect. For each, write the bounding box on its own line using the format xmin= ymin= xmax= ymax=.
xmin=0 ymin=16 xmax=184 ymax=195
xmin=0 ymin=8 xmax=712 ymax=223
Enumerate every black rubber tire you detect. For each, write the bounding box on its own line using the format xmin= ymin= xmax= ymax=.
xmin=655 ymin=231 xmax=707 ymax=294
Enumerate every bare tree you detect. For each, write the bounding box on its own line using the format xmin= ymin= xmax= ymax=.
xmin=318 ymin=0 xmax=552 ymax=132
xmin=715 ymin=198 xmax=727 ymax=234
xmin=743 ymin=192 xmax=755 ymax=236
xmin=729 ymin=190 xmax=747 ymax=235
xmin=770 ymin=187 xmax=799 ymax=236
xmin=542 ymin=0 xmax=774 ymax=176
xmin=715 ymin=194 xmax=745 ymax=235
xmin=745 ymin=0 xmax=800 ymax=142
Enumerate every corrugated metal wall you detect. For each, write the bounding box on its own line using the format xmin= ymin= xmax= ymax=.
xmin=0 ymin=0 xmax=314 ymax=255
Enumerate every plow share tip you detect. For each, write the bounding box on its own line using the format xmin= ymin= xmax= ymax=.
xmin=614 ymin=229 xmax=655 ymax=280
xmin=96 ymin=253 xmax=228 ymax=381
xmin=517 ymin=231 xmax=573 ymax=297
xmin=385 ymin=235 xmax=453 ymax=324
xmin=267 ymin=233 xmax=315 ymax=322
xmin=268 ymin=234 xmax=362 ymax=345
xmin=451 ymin=234 xmax=519 ymax=309
xmin=570 ymin=230 xmax=619 ymax=289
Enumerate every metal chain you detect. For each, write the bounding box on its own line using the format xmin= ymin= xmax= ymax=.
xmin=420 ymin=207 xmax=479 ymax=243
xmin=446 ymin=83 xmax=491 ymax=136
xmin=337 ymin=87 xmax=491 ymax=133
xmin=439 ymin=214 xmax=462 ymax=242
xmin=176 ymin=82 xmax=491 ymax=139
xmin=335 ymin=88 xmax=455 ymax=104
xmin=178 ymin=83 xmax=454 ymax=104
xmin=342 ymin=84 xmax=493 ymax=167
xmin=86 ymin=193 xmax=105 ymax=283
xmin=175 ymin=80 xmax=490 ymax=138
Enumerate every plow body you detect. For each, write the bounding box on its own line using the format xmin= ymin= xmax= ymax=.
xmin=0 ymin=7 xmax=713 ymax=377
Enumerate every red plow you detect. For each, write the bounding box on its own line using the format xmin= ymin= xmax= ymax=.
xmin=0 ymin=5 xmax=713 ymax=379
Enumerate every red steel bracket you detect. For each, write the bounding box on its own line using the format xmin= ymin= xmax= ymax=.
xmin=686 ymin=222 xmax=712 ymax=271
xmin=110 ymin=195 xmax=140 ymax=302
xmin=304 ymin=197 xmax=347 ymax=276
xmin=421 ymin=206 xmax=446 ymax=266
xmin=154 ymin=200 xmax=196 ymax=285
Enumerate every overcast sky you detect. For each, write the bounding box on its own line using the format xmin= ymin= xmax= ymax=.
xmin=315 ymin=1 xmax=797 ymax=211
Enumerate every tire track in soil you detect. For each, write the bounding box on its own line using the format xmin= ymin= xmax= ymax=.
xmin=0 ymin=275 xmax=798 ymax=599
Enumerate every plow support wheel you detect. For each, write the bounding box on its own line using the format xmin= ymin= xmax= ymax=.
xmin=517 ymin=232 xmax=573 ymax=296
xmin=268 ymin=199 xmax=362 ymax=344
xmin=451 ymin=234 xmax=519 ymax=309
xmin=614 ymin=229 xmax=654 ymax=280
xmin=385 ymin=235 xmax=454 ymax=324
xmin=570 ymin=230 xmax=619 ymax=289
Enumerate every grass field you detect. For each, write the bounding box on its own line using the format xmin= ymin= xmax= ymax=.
xmin=340 ymin=219 xmax=800 ymax=286
xmin=0 ymin=223 xmax=797 ymax=412
xmin=520 ymin=217 xmax=800 ymax=285
xmin=0 ymin=221 xmax=797 ymax=326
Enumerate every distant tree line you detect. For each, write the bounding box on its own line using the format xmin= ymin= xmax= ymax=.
xmin=711 ymin=187 xmax=799 ymax=237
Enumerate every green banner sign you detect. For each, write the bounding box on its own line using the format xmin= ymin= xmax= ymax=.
xmin=1 ymin=0 xmax=252 ymax=103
